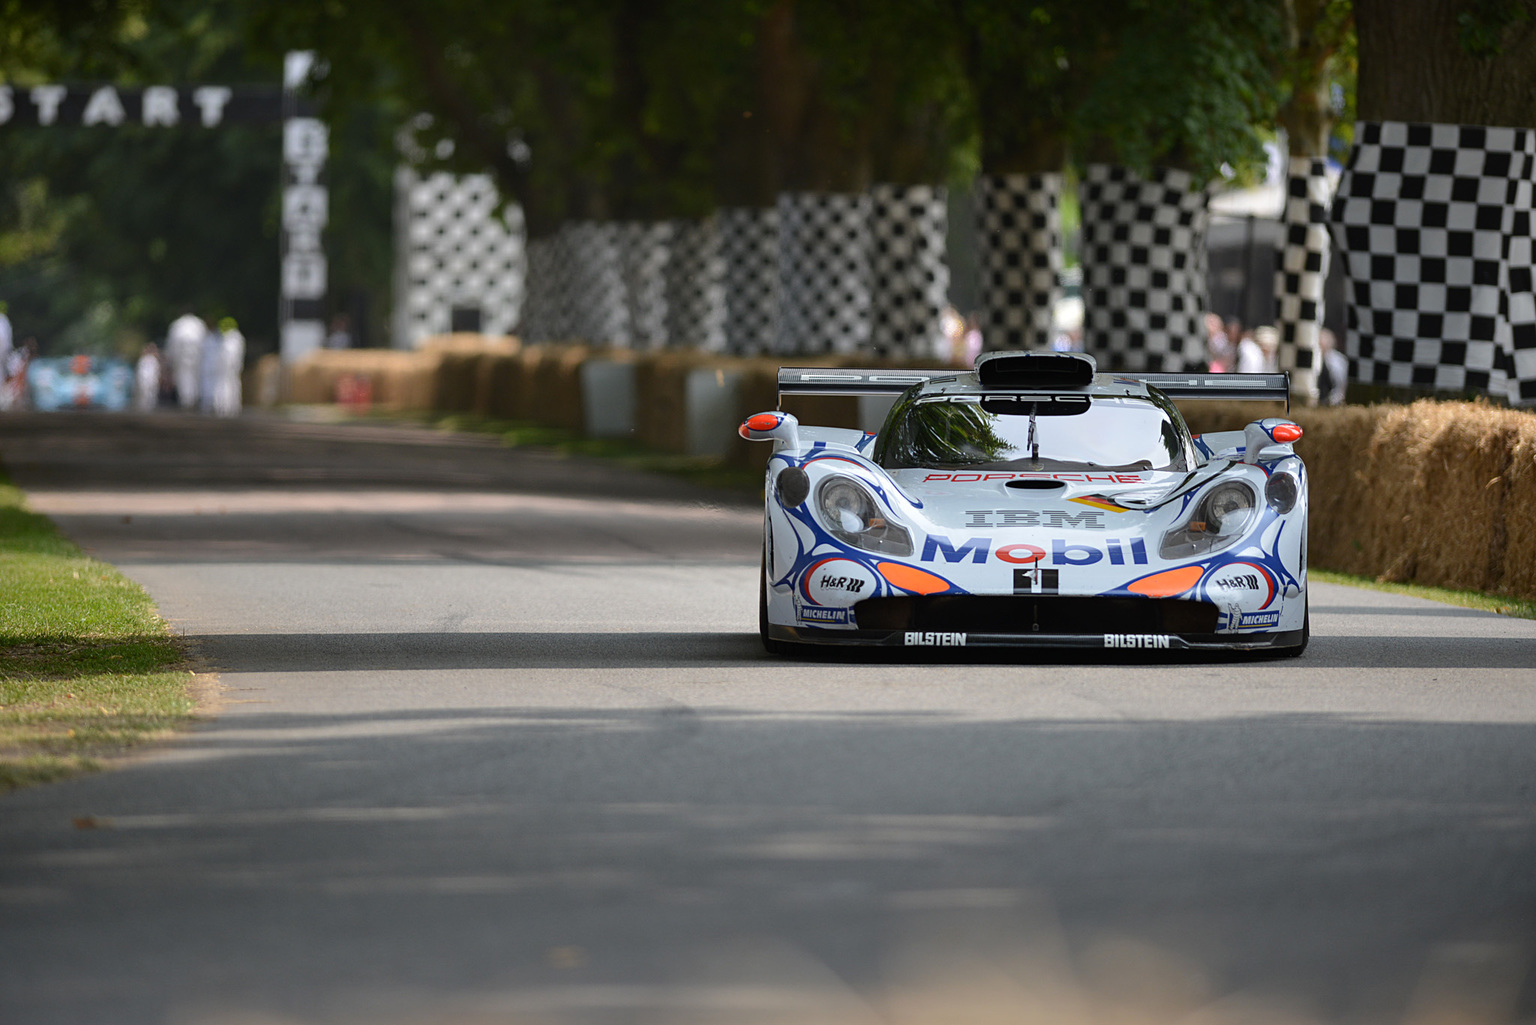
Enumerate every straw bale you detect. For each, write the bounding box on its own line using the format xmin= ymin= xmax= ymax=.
xmin=532 ymin=345 xmax=591 ymax=430
xmin=1405 ymin=403 xmax=1523 ymax=593
xmin=1499 ymin=415 xmax=1536 ymax=598
xmin=419 ymin=333 xmax=519 ymax=354
xmin=512 ymin=346 xmax=550 ymax=422
xmin=476 ymin=352 xmax=523 ymax=418
xmin=431 ymin=351 xmax=482 ymax=412
xmin=1291 ymin=404 xmax=1383 ymax=575
xmin=635 ymin=350 xmax=714 ymax=452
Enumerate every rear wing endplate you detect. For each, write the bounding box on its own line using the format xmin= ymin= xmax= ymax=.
xmin=778 ymin=367 xmax=958 ymax=397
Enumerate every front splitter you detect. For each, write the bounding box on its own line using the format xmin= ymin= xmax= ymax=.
xmin=771 ymin=624 xmax=1306 ymax=652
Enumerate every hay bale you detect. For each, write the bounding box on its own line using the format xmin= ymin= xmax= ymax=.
xmin=477 ymin=351 xmax=523 ymax=418
xmin=636 ymin=351 xmax=713 ymax=452
xmin=532 ymin=345 xmax=591 ymax=430
xmin=1500 ymin=416 xmax=1536 ymax=599
xmin=431 ymin=351 xmax=481 ymax=412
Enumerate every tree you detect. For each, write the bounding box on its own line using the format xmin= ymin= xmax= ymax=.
xmin=1355 ymin=0 xmax=1536 ymax=125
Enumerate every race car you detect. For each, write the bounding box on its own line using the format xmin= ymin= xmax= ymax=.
xmin=28 ymin=355 xmax=134 ymax=412
xmin=742 ymin=351 xmax=1308 ymax=655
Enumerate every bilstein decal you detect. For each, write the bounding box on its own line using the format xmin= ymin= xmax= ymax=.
xmin=1104 ymin=634 xmax=1172 ymax=649
xmin=905 ymin=632 xmax=967 ymax=646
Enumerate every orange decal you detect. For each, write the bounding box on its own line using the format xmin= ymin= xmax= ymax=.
xmin=1271 ymin=423 xmax=1303 ymax=443
xmin=1126 ymin=566 xmax=1205 ymax=598
xmin=877 ymin=562 xmax=951 ymax=595
xmin=745 ymin=413 xmax=780 ymax=432
xmin=1070 ymin=496 xmax=1124 ymax=513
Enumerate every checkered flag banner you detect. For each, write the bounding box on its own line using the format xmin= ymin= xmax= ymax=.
xmin=1330 ymin=121 xmax=1536 ymax=404
xmin=393 ymin=168 xmax=525 ymax=347
xmin=775 ymin=191 xmax=872 ymax=355
xmin=868 ymin=183 xmax=949 ymax=359
xmin=664 ymin=216 xmax=727 ymax=351
xmin=1080 ymin=165 xmax=1211 ymax=371
xmin=1274 ymin=157 xmax=1331 ymax=404
xmin=617 ymin=221 xmax=673 ymax=348
xmin=518 ymin=235 xmax=557 ymax=341
xmin=976 ymin=173 xmax=1061 ymax=350
xmin=561 ymin=221 xmax=628 ymax=345
xmin=719 ymin=206 xmax=780 ymax=355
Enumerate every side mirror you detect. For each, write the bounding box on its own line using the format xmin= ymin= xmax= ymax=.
xmin=1243 ymin=419 xmax=1303 ymax=464
xmin=739 ymin=410 xmax=800 ymax=451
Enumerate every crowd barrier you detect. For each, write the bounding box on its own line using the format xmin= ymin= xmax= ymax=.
xmin=260 ymin=336 xmax=1536 ymax=601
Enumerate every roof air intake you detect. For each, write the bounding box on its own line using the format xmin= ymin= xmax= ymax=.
xmin=975 ymin=351 xmax=1097 ymax=388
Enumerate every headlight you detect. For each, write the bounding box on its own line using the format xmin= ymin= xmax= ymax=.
xmin=1160 ymin=481 xmax=1258 ymax=559
xmin=816 ymin=475 xmax=913 ymax=556
xmin=1266 ymin=471 xmax=1298 ymax=513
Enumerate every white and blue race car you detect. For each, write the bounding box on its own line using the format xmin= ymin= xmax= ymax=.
xmin=742 ymin=351 xmax=1308 ymax=655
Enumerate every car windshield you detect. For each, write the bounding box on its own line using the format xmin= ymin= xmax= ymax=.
xmin=877 ymin=393 xmax=1188 ymax=472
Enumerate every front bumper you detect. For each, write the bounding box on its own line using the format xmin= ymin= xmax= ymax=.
xmin=769 ymin=624 xmax=1307 ymax=651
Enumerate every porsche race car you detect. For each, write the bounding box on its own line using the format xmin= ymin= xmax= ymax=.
xmin=742 ymin=351 xmax=1308 ymax=655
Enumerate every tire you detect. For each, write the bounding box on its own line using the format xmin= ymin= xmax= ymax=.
xmin=760 ymin=551 xmax=789 ymax=656
xmin=1281 ymin=599 xmax=1310 ymax=657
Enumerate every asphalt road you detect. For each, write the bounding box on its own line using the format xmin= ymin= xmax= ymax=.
xmin=2 ymin=410 xmax=1535 ymax=1025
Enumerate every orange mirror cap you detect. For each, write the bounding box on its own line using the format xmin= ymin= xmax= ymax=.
xmin=1272 ymin=423 xmax=1303 ymax=444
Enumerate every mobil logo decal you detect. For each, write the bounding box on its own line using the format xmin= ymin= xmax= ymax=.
xmin=1204 ymin=560 xmax=1276 ymax=610
xmin=801 ymin=557 xmax=878 ymax=608
xmin=920 ymin=535 xmax=1149 ymax=566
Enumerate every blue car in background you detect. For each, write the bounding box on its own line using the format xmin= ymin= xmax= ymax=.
xmin=28 ymin=356 xmax=134 ymax=412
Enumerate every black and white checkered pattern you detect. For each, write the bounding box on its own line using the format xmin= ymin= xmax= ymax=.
xmin=775 ymin=191 xmax=872 ymax=355
xmin=562 ymin=221 xmax=628 ymax=345
xmin=1500 ymin=149 xmax=1536 ymax=404
xmin=664 ymin=216 xmax=727 ymax=351
xmin=976 ymin=173 xmax=1061 ymax=350
xmin=393 ymin=169 xmax=525 ymax=346
xmin=1274 ymin=156 xmax=1331 ymax=403
xmin=617 ymin=221 xmax=673 ymax=348
xmin=719 ymin=207 xmax=780 ymax=355
xmin=1080 ymin=165 xmax=1210 ymax=371
xmin=518 ymin=235 xmax=558 ymax=341
xmin=868 ymin=183 xmax=949 ymax=359
xmin=1329 ymin=121 xmax=1536 ymax=403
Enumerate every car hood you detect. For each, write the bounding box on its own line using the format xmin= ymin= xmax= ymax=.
xmin=885 ymin=465 xmax=1229 ymax=531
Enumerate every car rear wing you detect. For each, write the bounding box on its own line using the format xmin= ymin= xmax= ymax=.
xmin=778 ymin=366 xmax=1290 ymax=409
xmin=1129 ymin=373 xmax=1290 ymax=407
xmin=777 ymin=368 xmax=958 ymax=397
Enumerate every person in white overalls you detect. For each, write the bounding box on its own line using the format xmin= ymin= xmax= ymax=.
xmin=214 ymin=318 xmax=245 ymax=417
xmin=166 ymin=312 xmax=207 ymax=410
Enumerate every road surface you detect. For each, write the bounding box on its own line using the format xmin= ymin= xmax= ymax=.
xmin=2 ymin=411 xmax=1534 ymax=1025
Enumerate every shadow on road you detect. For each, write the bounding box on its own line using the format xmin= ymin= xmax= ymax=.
xmin=185 ymin=629 xmax=1536 ymax=672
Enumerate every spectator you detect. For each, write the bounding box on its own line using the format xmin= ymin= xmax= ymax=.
xmin=166 ymin=312 xmax=207 ymax=409
xmin=1254 ymin=325 xmax=1280 ymax=373
xmin=324 ymin=313 xmax=352 ymax=350
xmin=135 ymin=343 xmax=161 ymax=412
xmin=198 ymin=315 xmax=223 ymax=414
xmin=1204 ymin=312 xmax=1232 ymax=372
xmin=0 ymin=300 xmax=12 ymax=377
xmin=214 ymin=317 xmax=245 ymax=417
xmin=1317 ymin=328 xmax=1348 ymax=406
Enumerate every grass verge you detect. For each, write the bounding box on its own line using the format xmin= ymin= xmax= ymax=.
xmin=1312 ymin=568 xmax=1536 ymax=620
xmin=0 ymin=470 xmax=196 ymax=792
